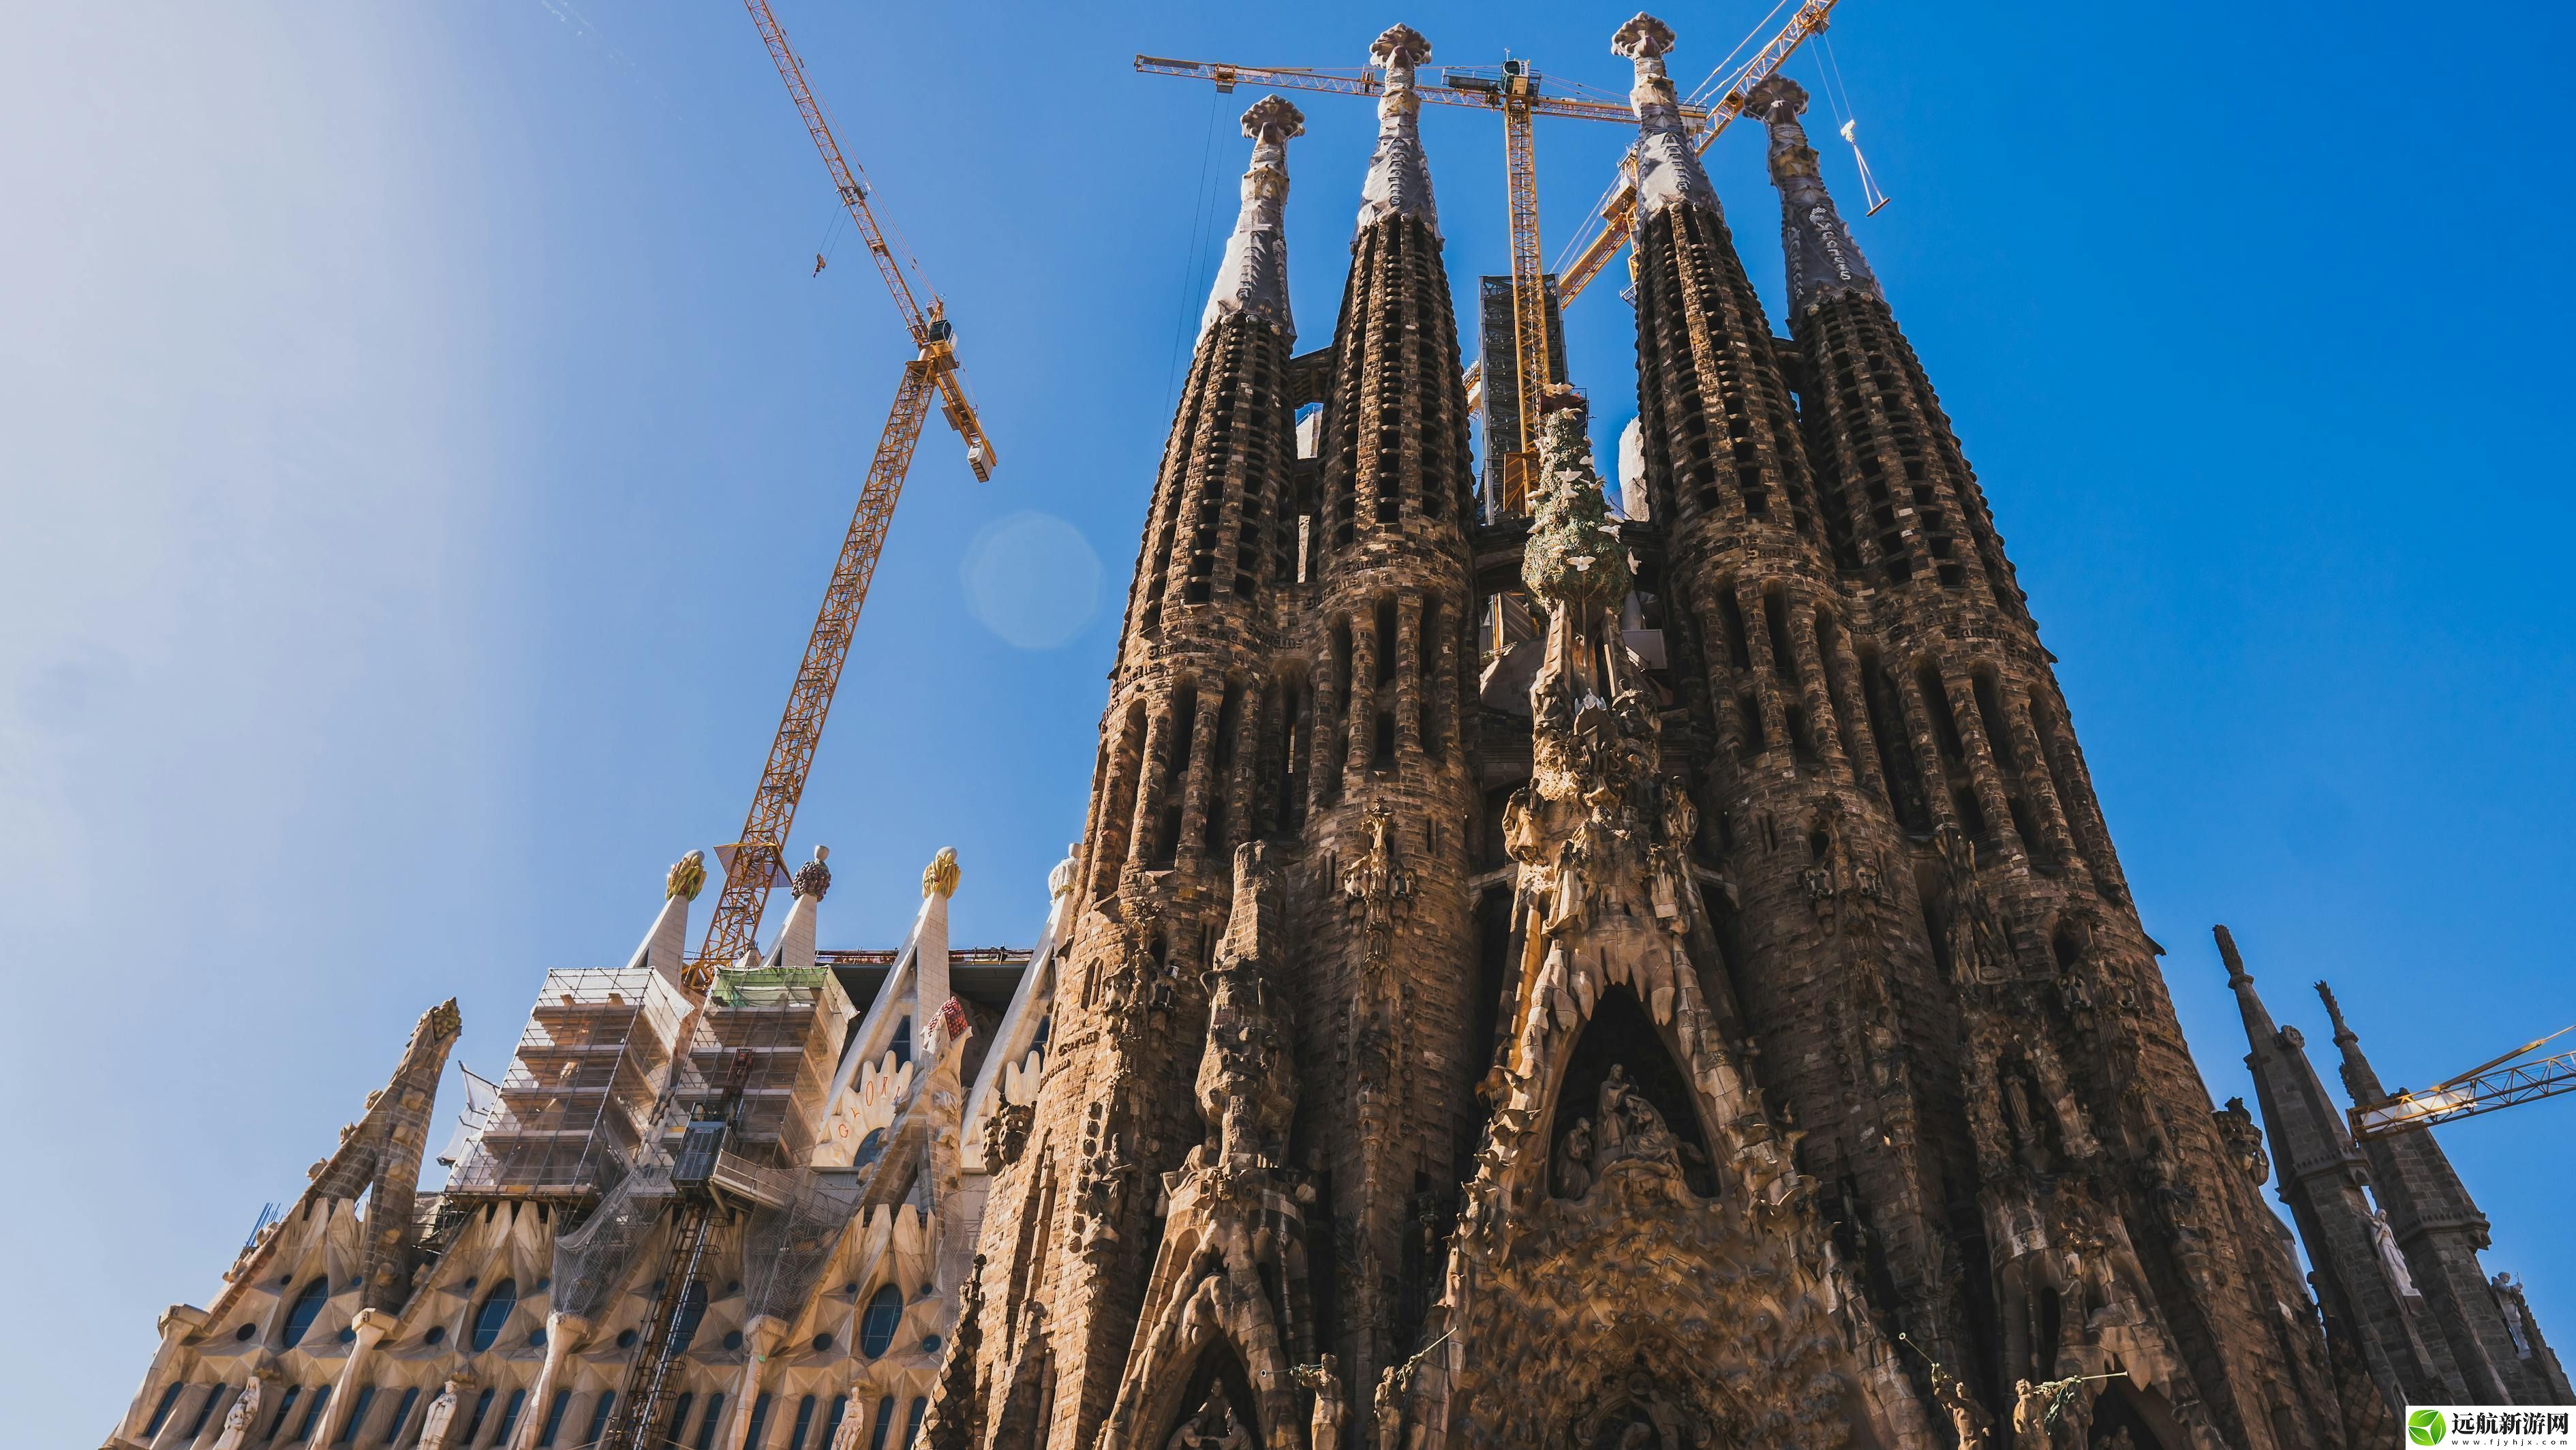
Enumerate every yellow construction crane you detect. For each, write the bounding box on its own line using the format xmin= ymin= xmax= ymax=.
xmin=1552 ymin=0 xmax=1841 ymax=305
xmin=688 ymin=0 xmax=998 ymax=988
xmin=2349 ymin=1024 xmax=2576 ymax=1141
xmin=1136 ymin=54 xmax=1704 ymax=500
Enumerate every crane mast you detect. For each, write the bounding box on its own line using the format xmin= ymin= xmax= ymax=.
xmin=691 ymin=0 xmax=997 ymax=987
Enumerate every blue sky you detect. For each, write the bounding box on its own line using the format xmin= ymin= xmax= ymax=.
xmin=5 ymin=1 xmax=2571 ymax=1437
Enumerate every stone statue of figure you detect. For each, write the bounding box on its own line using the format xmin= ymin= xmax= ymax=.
xmin=1163 ymin=1398 xmax=1219 ymax=1450
xmin=1373 ymin=1367 xmax=1407 ymax=1450
xmin=417 ymin=1380 xmax=463 ymax=1450
xmin=2364 ymin=1208 xmax=2420 ymax=1296
xmin=1928 ymin=1361 xmax=1993 ymax=1450
xmin=2010 ymin=1379 xmax=2049 ymax=1450
xmin=1596 ymin=1065 xmax=1636 ymax=1158
xmin=831 ymin=1393 xmax=868 ymax=1450
xmin=209 ymin=1375 xmax=264 ymax=1450
xmin=1556 ymin=1117 xmax=1596 ymax=1198
xmin=1293 ymin=1355 xmax=1347 ymax=1449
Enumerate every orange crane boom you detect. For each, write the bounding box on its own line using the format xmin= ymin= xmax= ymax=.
xmin=691 ymin=0 xmax=996 ymax=986
xmin=1552 ymin=0 xmax=1841 ymax=305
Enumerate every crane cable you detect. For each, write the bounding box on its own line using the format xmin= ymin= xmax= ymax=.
xmin=1163 ymin=84 xmax=1227 ymax=402
xmin=1814 ymin=33 xmax=1891 ymax=215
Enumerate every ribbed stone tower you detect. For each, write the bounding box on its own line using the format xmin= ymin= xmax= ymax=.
xmin=923 ymin=16 xmax=2560 ymax=1450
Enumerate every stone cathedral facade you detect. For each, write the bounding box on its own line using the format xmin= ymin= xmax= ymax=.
xmin=909 ymin=16 xmax=2568 ymax=1450
xmin=111 ymin=15 xmax=2566 ymax=1450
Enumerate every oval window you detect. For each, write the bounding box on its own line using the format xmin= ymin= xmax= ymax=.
xmin=858 ymin=1285 xmax=903 ymax=1359
xmin=281 ymin=1278 xmax=329 ymax=1349
xmin=470 ymin=1279 xmax=519 ymax=1352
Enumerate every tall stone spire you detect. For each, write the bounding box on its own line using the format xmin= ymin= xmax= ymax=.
xmin=1612 ymin=14 xmax=1719 ymax=220
xmin=2314 ymin=981 xmax=2568 ymax=1402
xmin=1749 ymin=74 xmax=1882 ymax=311
xmin=2221 ymin=928 xmax=2462 ymax=1413
xmin=1201 ymin=96 xmax=1303 ymax=343
xmin=1356 ymin=25 xmax=1437 ymax=233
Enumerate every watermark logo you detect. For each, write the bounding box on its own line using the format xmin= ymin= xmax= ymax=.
xmin=2407 ymin=1408 xmax=2575 ymax=1448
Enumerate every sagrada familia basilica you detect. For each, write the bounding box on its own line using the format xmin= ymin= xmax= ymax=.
xmin=106 ymin=14 xmax=2565 ymax=1450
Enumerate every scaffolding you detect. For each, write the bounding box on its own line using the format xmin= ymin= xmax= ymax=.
xmin=694 ymin=965 xmax=855 ymax=1170
xmin=444 ymin=966 xmax=695 ymax=1200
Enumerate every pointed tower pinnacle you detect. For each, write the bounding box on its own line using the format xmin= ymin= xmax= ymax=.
xmin=1358 ymin=25 xmax=1438 ymax=232
xmin=1202 ymin=96 xmax=1304 ymax=342
xmin=626 ymin=849 xmax=705 ymax=982
xmin=1613 ymin=14 xmax=1720 ymax=219
xmin=1749 ymin=73 xmax=1882 ymax=312
xmin=2316 ymin=979 xmax=2391 ymax=1106
xmin=763 ymin=845 xmax=831 ymax=971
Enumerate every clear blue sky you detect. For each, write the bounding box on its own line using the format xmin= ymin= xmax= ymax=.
xmin=5 ymin=2 xmax=2570 ymax=1438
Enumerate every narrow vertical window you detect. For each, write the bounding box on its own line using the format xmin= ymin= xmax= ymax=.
xmin=816 ymin=1398 xmax=849 ymax=1450
xmin=536 ymin=1389 xmax=573 ymax=1447
xmin=580 ymin=1392 xmax=617 ymax=1450
xmin=491 ymin=1390 xmax=526 ymax=1448
xmin=380 ymin=1387 xmax=420 ymax=1445
xmin=336 ymin=1385 xmax=377 ymax=1445
xmin=902 ymin=1399 xmax=928 ymax=1447
xmin=867 ymin=1397 xmax=898 ymax=1450
xmin=142 ymin=1383 xmax=187 ymax=1440
xmin=742 ymin=1393 xmax=774 ymax=1450
xmin=692 ymin=1393 xmax=727 ymax=1450
xmin=786 ymin=1395 xmax=818 ymax=1450
xmin=267 ymin=1386 xmax=304 ymax=1440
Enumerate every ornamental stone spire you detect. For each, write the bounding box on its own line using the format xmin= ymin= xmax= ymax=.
xmin=1356 ymin=25 xmax=1438 ymax=233
xmin=1750 ymin=73 xmax=1882 ymax=311
xmin=1201 ymin=96 xmax=1304 ymax=343
xmin=1612 ymin=14 xmax=1719 ymax=219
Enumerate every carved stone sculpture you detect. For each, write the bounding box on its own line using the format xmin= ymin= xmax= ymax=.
xmin=209 ymin=1374 xmax=263 ymax=1450
xmin=418 ymin=1379 xmax=462 ymax=1450
xmin=1293 ymin=1355 xmax=1347 ymax=1450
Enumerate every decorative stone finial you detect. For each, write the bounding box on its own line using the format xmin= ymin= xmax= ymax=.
xmin=1750 ymin=72 xmax=1810 ymax=125
xmin=2315 ymin=981 xmax=2365 ymax=1055
xmin=666 ymin=849 xmax=708 ymax=903
xmin=1370 ymin=23 xmax=1431 ymax=70
xmin=1357 ymin=25 xmax=1439 ymax=233
xmin=923 ymin=846 xmax=962 ymax=901
xmin=1520 ymin=390 xmax=1631 ymax=614
xmin=422 ymin=998 xmax=463 ymax=1042
xmin=1613 ymin=14 xmax=1720 ymax=220
xmin=1242 ymin=94 xmax=1304 ymax=145
xmin=1610 ymin=12 xmax=1676 ymax=61
xmin=1201 ymin=96 xmax=1304 ymax=342
xmin=791 ymin=845 xmax=832 ymax=903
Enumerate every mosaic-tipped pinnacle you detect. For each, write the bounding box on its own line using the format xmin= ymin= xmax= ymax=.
xmin=1241 ymin=95 xmax=1305 ymax=142
xmin=1612 ymin=13 xmax=1676 ymax=60
xmin=1371 ymin=23 xmax=1430 ymax=68
xmin=1749 ymin=72 xmax=1809 ymax=121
